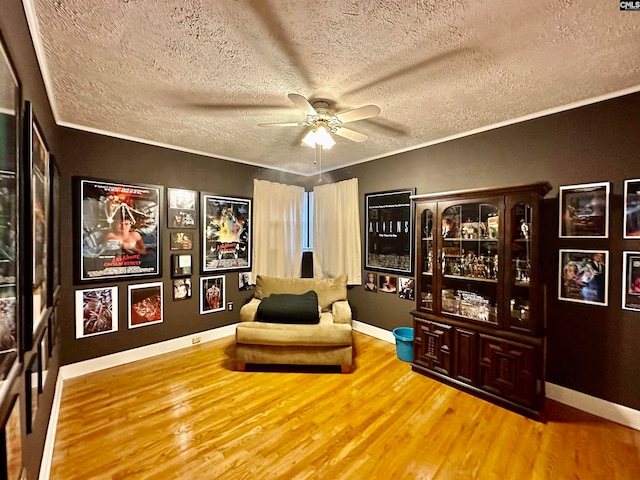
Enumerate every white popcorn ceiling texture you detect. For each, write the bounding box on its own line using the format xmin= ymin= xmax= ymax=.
xmin=27 ymin=0 xmax=640 ymax=176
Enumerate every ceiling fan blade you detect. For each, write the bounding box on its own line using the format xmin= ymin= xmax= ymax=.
xmin=258 ymin=122 xmax=305 ymax=127
xmin=335 ymin=105 xmax=381 ymax=124
xmin=288 ymin=93 xmax=317 ymax=116
xmin=334 ymin=127 xmax=368 ymax=143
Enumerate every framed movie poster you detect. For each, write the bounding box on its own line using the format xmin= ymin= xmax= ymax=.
xmin=167 ymin=188 xmax=197 ymax=229
xmin=559 ymin=182 xmax=609 ymax=238
xmin=0 ymin=34 xmax=20 ymax=376
xmin=200 ymin=275 xmax=225 ymax=314
xmin=128 ymin=282 xmax=163 ymax=328
xmin=365 ymin=189 xmax=415 ymax=275
xmin=169 ymin=231 xmax=194 ymax=251
xmin=201 ymin=194 xmax=251 ymax=273
xmin=74 ymin=286 xmax=118 ymax=339
xmin=558 ymin=249 xmax=608 ymax=306
xmin=172 ymin=278 xmax=192 ymax=301
xmin=622 ymin=251 xmax=640 ymax=311
xmin=78 ymin=178 xmax=162 ymax=281
xmin=623 ymin=179 xmax=640 ymax=238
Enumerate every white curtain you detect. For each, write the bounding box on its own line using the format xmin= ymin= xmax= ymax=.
xmin=313 ymin=178 xmax=362 ymax=284
xmin=252 ymin=179 xmax=305 ymax=278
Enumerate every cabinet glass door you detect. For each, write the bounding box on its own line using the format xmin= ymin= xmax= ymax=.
xmin=439 ymin=201 xmax=500 ymax=324
xmin=418 ymin=206 xmax=435 ymax=311
xmin=507 ymin=202 xmax=533 ymax=330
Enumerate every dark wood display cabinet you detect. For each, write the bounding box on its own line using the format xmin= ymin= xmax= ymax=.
xmin=410 ymin=182 xmax=551 ymax=419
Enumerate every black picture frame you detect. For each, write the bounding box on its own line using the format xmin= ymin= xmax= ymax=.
xmin=559 ymin=182 xmax=610 ymax=238
xmin=171 ymin=254 xmax=192 ymax=278
xmin=48 ymin=157 xmax=61 ymax=303
xmin=167 ymin=188 xmax=197 ymax=229
xmin=622 ymin=251 xmax=640 ymax=311
xmin=623 ymin=179 xmax=640 ymax=238
xmin=75 ymin=177 xmax=163 ymax=282
xmin=365 ymin=189 xmax=415 ymax=275
xmin=201 ymin=194 xmax=251 ymax=273
xmin=172 ymin=278 xmax=192 ymax=301
xmin=169 ymin=231 xmax=194 ymax=251
xmin=0 ymin=33 xmax=20 ymax=371
xmin=24 ymin=351 xmax=39 ymax=434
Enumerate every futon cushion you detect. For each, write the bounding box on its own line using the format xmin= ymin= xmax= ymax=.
xmin=256 ymin=291 xmax=320 ymax=324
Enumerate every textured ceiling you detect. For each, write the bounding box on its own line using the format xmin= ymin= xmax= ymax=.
xmin=24 ymin=0 xmax=640 ymax=176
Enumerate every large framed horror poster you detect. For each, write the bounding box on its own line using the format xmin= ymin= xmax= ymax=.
xmin=77 ymin=178 xmax=162 ymax=282
xmin=365 ymin=189 xmax=415 ymax=275
xmin=201 ymin=194 xmax=251 ymax=273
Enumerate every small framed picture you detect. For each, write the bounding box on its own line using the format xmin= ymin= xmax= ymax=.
xmin=171 ymin=254 xmax=192 ymax=278
xmin=379 ymin=275 xmax=397 ymax=293
xmin=622 ymin=251 xmax=640 ymax=311
xmin=74 ymin=286 xmax=119 ymax=339
xmin=200 ymin=275 xmax=225 ymax=314
xmin=238 ymin=272 xmax=253 ymax=291
xmin=169 ymin=231 xmax=194 ymax=250
xmin=167 ymin=188 xmax=197 ymax=228
xmin=172 ymin=278 xmax=192 ymax=301
xmin=559 ymin=182 xmax=609 ymax=238
xmin=558 ymin=249 xmax=608 ymax=306
xmin=128 ymin=282 xmax=163 ymax=328
xmin=623 ymin=179 xmax=640 ymax=238
xmin=364 ymin=272 xmax=377 ymax=292
xmin=398 ymin=277 xmax=415 ymax=300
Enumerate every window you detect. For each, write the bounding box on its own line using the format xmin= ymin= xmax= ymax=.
xmin=302 ymin=191 xmax=314 ymax=251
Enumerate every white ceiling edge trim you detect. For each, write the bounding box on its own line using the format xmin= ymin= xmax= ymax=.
xmin=323 ymin=84 xmax=640 ymax=176
xmin=57 ymin=121 xmax=307 ymax=177
xmin=22 ymin=0 xmax=60 ymax=123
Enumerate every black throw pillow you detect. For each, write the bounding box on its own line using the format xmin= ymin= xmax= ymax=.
xmin=256 ymin=290 xmax=320 ymax=324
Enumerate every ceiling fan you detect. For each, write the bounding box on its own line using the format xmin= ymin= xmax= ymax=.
xmin=259 ymin=93 xmax=381 ymax=147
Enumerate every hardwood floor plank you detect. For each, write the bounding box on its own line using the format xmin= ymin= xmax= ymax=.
xmin=50 ymin=332 xmax=640 ymax=480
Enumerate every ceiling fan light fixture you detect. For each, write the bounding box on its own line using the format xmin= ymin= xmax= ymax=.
xmin=301 ymin=124 xmax=335 ymax=149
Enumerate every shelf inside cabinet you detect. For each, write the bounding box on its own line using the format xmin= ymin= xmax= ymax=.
xmin=443 ymin=274 xmax=497 ymax=283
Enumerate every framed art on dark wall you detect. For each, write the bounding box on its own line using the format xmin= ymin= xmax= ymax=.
xmin=623 ymin=179 xmax=640 ymax=238
xmin=76 ymin=178 xmax=162 ymax=282
xmin=169 ymin=231 xmax=194 ymax=250
xmin=622 ymin=251 xmax=640 ymax=311
xmin=128 ymin=282 xmax=163 ymax=328
xmin=559 ymin=182 xmax=609 ymax=238
xmin=74 ymin=286 xmax=119 ymax=339
xmin=171 ymin=254 xmax=192 ymax=278
xmin=365 ymin=189 xmax=415 ymax=275
xmin=200 ymin=275 xmax=225 ymax=314
xmin=201 ymin=194 xmax=251 ymax=273
xmin=167 ymin=188 xmax=197 ymax=229
xmin=558 ymin=249 xmax=608 ymax=306
xmin=172 ymin=278 xmax=192 ymax=301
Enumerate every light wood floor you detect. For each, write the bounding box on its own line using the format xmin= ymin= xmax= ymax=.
xmin=50 ymin=332 xmax=640 ymax=480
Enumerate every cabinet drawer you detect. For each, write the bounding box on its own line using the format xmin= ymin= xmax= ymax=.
xmin=477 ymin=334 xmax=538 ymax=407
xmin=413 ymin=319 xmax=452 ymax=376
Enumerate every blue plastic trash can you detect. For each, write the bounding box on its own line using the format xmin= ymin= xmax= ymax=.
xmin=392 ymin=327 xmax=414 ymax=362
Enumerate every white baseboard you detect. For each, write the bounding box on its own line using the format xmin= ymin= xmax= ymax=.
xmin=546 ymin=382 xmax=640 ymax=431
xmin=59 ymin=323 xmax=238 ymax=380
xmin=353 ymin=320 xmax=395 ymax=343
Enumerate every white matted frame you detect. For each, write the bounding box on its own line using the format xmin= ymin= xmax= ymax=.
xmin=128 ymin=282 xmax=163 ymax=328
xmin=622 ymin=251 xmax=640 ymax=311
xmin=74 ymin=286 xmax=119 ymax=338
xmin=200 ymin=275 xmax=225 ymax=314
xmin=623 ymin=179 xmax=640 ymax=238
xmin=558 ymin=182 xmax=609 ymax=238
xmin=558 ymin=249 xmax=608 ymax=306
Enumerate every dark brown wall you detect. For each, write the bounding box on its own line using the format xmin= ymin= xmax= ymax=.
xmin=57 ymin=128 xmax=309 ymax=365
xmin=331 ymin=92 xmax=640 ymax=411
xmin=1 ymin=0 xmax=61 ymax=478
